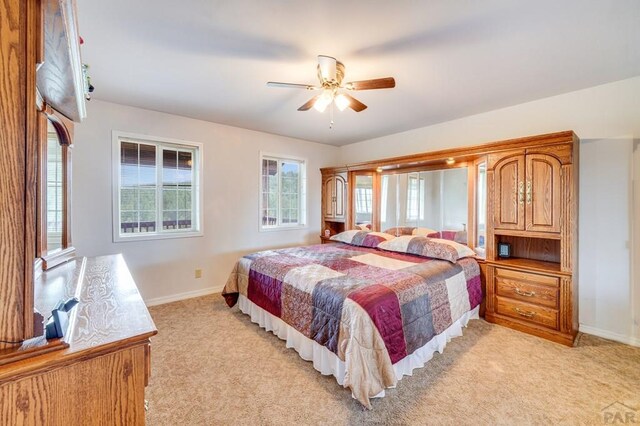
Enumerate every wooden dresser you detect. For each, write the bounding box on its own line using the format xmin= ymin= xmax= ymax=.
xmin=484 ymin=135 xmax=579 ymax=345
xmin=0 ymin=1 xmax=159 ymax=423
xmin=0 ymin=255 xmax=157 ymax=424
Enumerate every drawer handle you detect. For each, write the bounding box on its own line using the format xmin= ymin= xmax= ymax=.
xmin=514 ymin=307 xmax=537 ymax=318
xmin=514 ymin=288 xmax=536 ymax=297
xmin=518 ymin=181 xmax=525 ymax=205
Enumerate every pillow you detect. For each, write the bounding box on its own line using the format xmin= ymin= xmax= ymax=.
xmin=377 ymin=235 xmax=476 ymax=263
xmin=412 ymin=227 xmax=439 ymax=237
xmin=356 ymin=223 xmax=372 ymax=231
xmin=330 ymin=230 xmax=395 ymax=248
xmin=436 ymin=230 xmax=468 ymax=244
xmin=383 ymin=226 xmax=416 ymax=237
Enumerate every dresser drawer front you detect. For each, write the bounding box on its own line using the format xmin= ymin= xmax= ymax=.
xmin=495 ymin=271 xmax=559 ymax=308
xmin=496 ymin=296 xmax=558 ymax=329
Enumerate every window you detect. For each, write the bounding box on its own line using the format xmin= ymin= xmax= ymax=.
xmin=47 ymin=123 xmax=63 ymax=251
xmin=355 ymin=187 xmax=372 ymax=215
xmin=260 ymin=154 xmax=306 ymax=230
xmin=112 ymin=132 xmax=203 ymax=241
xmin=381 ymin=175 xmax=388 ymax=223
xmin=406 ymin=174 xmax=425 ymax=221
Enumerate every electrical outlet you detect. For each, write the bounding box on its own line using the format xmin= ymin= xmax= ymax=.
xmin=195 ymin=269 xmax=202 ymax=279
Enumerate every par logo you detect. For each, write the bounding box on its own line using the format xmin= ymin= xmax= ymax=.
xmin=601 ymin=402 xmax=638 ymax=424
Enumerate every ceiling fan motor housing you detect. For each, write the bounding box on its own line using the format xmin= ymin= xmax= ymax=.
xmin=317 ymin=55 xmax=345 ymax=87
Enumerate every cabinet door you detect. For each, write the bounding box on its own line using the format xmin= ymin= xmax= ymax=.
xmin=323 ymin=176 xmax=335 ymax=219
xmin=334 ymin=174 xmax=347 ymax=220
xmin=493 ymin=154 xmax=525 ymax=231
xmin=525 ymin=154 xmax=561 ymax=233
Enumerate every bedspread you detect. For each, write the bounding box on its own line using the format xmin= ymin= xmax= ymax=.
xmin=222 ymin=243 xmax=481 ymax=408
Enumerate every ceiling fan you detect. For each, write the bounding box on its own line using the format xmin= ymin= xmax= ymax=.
xmin=267 ymin=55 xmax=395 ymax=115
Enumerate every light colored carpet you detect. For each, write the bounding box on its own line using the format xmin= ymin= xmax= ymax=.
xmin=146 ymin=295 xmax=640 ymax=425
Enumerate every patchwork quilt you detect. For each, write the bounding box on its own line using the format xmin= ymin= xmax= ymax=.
xmin=223 ymin=243 xmax=482 ymax=407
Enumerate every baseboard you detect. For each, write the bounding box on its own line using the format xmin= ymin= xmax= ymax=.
xmin=579 ymin=324 xmax=640 ymax=347
xmin=145 ymin=285 xmax=224 ymax=307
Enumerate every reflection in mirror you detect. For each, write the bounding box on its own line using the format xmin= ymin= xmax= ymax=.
xmin=380 ymin=168 xmax=468 ymax=242
xmin=476 ymin=162 xmax=487 ymax=256
xmin=46 ymin=121 xmax=63 ymax=253
xmin=354 ymin=175 xmax=373 ymax=229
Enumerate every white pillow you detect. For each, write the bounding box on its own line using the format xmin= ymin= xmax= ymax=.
xmin=412 ymin=227 xmax=439 ymax=237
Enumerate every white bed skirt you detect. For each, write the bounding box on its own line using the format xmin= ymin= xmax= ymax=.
xmin=237 ymin=294 xmax=479 ymax=400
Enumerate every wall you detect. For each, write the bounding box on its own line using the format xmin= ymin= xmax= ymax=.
xmin=340 ymin=76 xmax=640 ymax=162
xmin=633 ymin=141 xmax=640 ymax=342
xmin=339 ymin=76 xmax=640 ymax=346
xmin=73 ymin=100 xmax=339 ymax=305
xmin=578 ymin=138 xmax=634 ymax=344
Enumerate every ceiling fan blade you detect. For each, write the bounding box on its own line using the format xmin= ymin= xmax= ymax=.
xmin=297 ymin=95 xmax=320 ymax=111
xmin=343 ymin=94 xmax=367 ymax=112
xmin=267 ymin=82 xmax=320 ymax=90
xmin=345 ymin=77 xmax=396 ymax=90
xmin=317 ymin=55 xmax=337 ymax=81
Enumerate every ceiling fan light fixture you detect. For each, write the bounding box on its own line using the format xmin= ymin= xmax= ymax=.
xmin=334 ymin=93 xmax=350 ymax=111
xmin=313 ymin=90 xmax=333 ymax=112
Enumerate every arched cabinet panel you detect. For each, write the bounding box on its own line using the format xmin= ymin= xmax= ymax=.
xmin=493 ymin=154 xmax=525 ymax=231
xmin=526 ymin=154 xmax=562 ymax=233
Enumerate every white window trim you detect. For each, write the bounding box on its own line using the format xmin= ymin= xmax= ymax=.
xmin=259 ymin=151 xmax=307 ymax=232
xmin=111 ymin=131 xmax=204 ymax=242
xmin=406 ymin=174 xmax=425 ymax=222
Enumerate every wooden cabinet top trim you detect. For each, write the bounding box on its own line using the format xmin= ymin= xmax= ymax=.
xmin=321 ymin=130 xmax=577 ymax=173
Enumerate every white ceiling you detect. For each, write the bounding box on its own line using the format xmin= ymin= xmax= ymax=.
xmin=78 ymin=0 xmax=640 ymax=146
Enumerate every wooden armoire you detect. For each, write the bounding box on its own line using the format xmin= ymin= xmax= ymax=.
xmin=484 ymin=134 xmax=579 ymax=345
xmin=320 ymin=170 xmax=348 ymax=242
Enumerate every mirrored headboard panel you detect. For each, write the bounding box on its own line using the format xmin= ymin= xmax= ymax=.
xmin=353 ymin=173 xmax=374 ymax=229
xmin=380 ymin=167 xmax=469 ymax=239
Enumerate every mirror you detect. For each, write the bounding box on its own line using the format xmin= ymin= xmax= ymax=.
xmin=353 ymin=174 xmax=373 ymax=229
xmin=37 ymin=107 xmax=75 ymax=270
xmin=475 ymin=161 xmax=487 ymax=256
xmin=380 ymin=168 xmax=468 ymax=241
xmin=46 ymin=120 xmax=63 ymax=253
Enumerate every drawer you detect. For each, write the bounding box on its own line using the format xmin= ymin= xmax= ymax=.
xmin=495 ymin=269 xmax=559 ymax=308
xmin=496 ymin=296 xmax=558 ymax=330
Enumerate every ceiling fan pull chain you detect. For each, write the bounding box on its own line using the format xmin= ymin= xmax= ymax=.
xmin=329 ymin=102 xmax=334 ymax=129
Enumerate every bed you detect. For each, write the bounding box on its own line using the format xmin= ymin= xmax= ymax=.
xmin=222 ymin=242 xmax=482 ymax=408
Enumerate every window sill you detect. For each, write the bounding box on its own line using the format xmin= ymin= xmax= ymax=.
xmin=259 ymin=225 xmax=308 ymax=233
xmin=113 ymin=230 xmax=203 ymax=243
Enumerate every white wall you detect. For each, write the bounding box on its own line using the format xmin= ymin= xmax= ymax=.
xmin=633 ymin=141 xmax=640 ymax=342
xmin=340 ymin=76 xmax=640 ymax=162
xmin=73 ymin=100 xmax=339 ymax=304
xmin=579 ymin=138 xmax=634 ymax=344
xmin=338 ymin=76 xmax=640 ymax=346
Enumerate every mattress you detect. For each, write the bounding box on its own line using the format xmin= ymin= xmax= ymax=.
xmin=223 ymin=243 xmax=482 ymax=408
